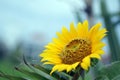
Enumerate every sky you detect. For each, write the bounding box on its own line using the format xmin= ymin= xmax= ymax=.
xmin=0 ymin=0 xmax=119 ymax=50
xmin=0 ymin=0 xmax=75 ymax=47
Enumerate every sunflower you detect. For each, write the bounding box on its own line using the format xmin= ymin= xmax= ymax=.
xmin=40 ymin=20 xmax=107 ymax=74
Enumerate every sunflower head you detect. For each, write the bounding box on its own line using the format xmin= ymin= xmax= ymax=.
xmin=40 ymin=20 xmax=107 ymax=74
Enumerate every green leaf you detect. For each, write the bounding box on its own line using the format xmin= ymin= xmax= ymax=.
xmin=21 ymin=55 xmax=57 ymax=80
xmin=112 ymin=75 xmax=120 ymax=80
xmin=95 ymin=75 xmax=109 ymax=80
xmin=31 ymin=64 xmax=51 ymax=74
xmin=18 ymin=59 xmax=57 ymax=80
xmin=91 ymin=58 xmax=99 ymax=67
xmin=32 ymin=64 xmax=72 ymax=80
xmin=23 ymin=55 xmax=71 ymax=80
xmin=97 ymin=61 xmax=120 ymax=79
xmin=32 ymin=64 xmax=60 ymax=78
xmin=0 ymin=56 xmax=72 ymax=80
xmin=0 ymin=72 xmax=26 ymax=80
xmin=15 ymin=67 xmax=48 ymax=80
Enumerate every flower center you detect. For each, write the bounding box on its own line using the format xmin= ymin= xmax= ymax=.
xmin=60 ymin=39 xmax=92 ymax=64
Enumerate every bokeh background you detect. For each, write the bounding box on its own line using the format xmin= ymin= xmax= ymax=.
xmin=0 ymin=0 xmax=120 ymax=80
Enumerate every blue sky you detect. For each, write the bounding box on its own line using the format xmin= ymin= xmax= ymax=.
xmin=0 ymin=0 xmax=75 ymax=47
xmin=0 ymin=0 xmax=119 ymax=52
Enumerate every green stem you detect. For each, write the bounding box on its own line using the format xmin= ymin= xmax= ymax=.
xmin=72 ymin=68 xmax=85 ymax=80
xmin=80 ymin=68 xmax=85 ymax=80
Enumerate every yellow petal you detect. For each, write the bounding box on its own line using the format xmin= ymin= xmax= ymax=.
xmin=82 ymin=56 xmax=90 ymax=67
xmin=97 ymin=34 xmax=107 ymax=41
xmin=57 ymin=64 xmax=69 ymax=72
xmin=67 ymin=65 xmax=73 ymax=72
xmin=92 ymin=28 xmax=107 ymax=43
xmin=67 ymin=62 xmax=80 ymax=72
xmin=43 ymin=62 xmax=54 ymax=65
xmin=67 ymin=62 xmax=79 ymax=72
xmin=82 ymin=20 xmax=89 ymax=34
xmin=93 ymin=50 xmax=105 ymax=55
xmin=45 ymin=42 xmax=63 ymax=50
xmin=41 ymin=49 xmax=60 ymax=54
xmin=52 ymin=38 xmax=65 ymax=48
xmin=83 ymin=20 xmax=88 ymax=28
xmin=77 ymin=20 xmax=89 ymax=38
xmin=50 ymin=65 xmax=59 ymax=75
xmin=92 ymin=42 xmax=106 ymax=52
xmin=90 ymin=54 xmax=101 ymax=60
xmin=40 ymin=50 xmax=60 ymax=56
xmin=44 ymin=45 xmax=60 ymax=52
xmin=61 ymin=27 xmax=71 ymax=42
xmin=40 ymin=53 xmax=60 ymax=58
xmin=41 ymin=57 xmax=62 ymax=64
xmin=50 ymin=64 xmax=68 ymax=75
xmin=97 ymin=28 xmax=107 ymax=38
xmin=81 ymin=62 xmax=88 ymax=70
xmin=72 ymin=62 xmax=80 ymax=70
xmin=56 ymin=32 xmax=68 ymax=43
xmin=70 ymin=22 xmax=77 ymax=38
xmin=89 ymin=23 xmax=101 ymax=40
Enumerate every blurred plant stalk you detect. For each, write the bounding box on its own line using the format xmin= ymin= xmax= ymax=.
xmin=100 ymin=0 xmax=120 ymax=62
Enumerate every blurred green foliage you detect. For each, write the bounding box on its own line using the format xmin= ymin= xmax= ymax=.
xmin=95 ymin=61 xmax=120 ymax=80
